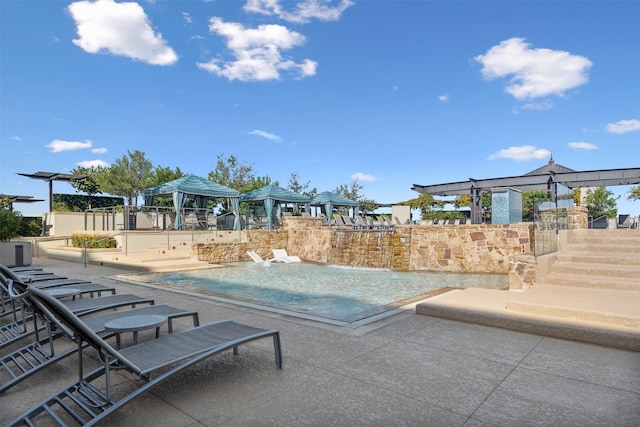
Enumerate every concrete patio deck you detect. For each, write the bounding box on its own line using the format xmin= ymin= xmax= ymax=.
xmin=2 ymin=257 xmax=639 ymax=426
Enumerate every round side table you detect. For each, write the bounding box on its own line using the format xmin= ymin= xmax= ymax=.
xmin=104 ymin=314 xmax=167 ymax=349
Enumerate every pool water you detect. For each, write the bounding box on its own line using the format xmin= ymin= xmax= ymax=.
xmin=121 ymin=263 xmax=508 ymax=323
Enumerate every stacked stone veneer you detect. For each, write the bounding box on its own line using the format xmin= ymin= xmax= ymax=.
xmin=567 ymin=206 xmax=588 ymax=229
xmin=193 ymin=216 xmax=540 ymax=289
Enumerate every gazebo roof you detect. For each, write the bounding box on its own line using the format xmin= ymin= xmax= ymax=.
xmin=310 ymin=191 xmax=358 ymax=207
xmin=144 ymin=175 xmax=239 ymax=198
xmin=240 ymin=184 xmax=310 ymax=203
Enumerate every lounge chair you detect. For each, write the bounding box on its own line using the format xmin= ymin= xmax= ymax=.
xmin=196 ymin=211 xmax=209 ymax=229
xmin=272 ymin=249 xmax=301 ymax=263
xmin=8 ymin=266 xmax=44 ymax=273
xmin=0 ymin=277 xmax=154 ymax=349
xmin=0 ymin=265 xmax=116 ymax=311
xmin=1 ymin=264 xmax=92 ymax=287
xmin=9 ymin=286 xmax=282 ymax=427
xmin=617 ymin=214 xmax=631 ymax=229
xmin=247 ymin=250 xmax=273 ymax=265
xmin=1 ymin=299 xmax=200 ymax=393
xmin=342 ymin=215 xmax=357 ymax=229
xmin=354 ymin=216 xmax=368 ymax=229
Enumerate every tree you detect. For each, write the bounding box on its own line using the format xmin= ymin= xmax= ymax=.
xmin=70 ymin=166 xmax=103 ymax=209
xmin=287 ymin=172 xmax=317 ymax=198
xmin=151 ymin=165 xmax=184 ymax=186
xmin=208 ymin=154 xmax=256 ymax=193
xmin=357 ymin=197 xmax=379 ymax=215
xmin=334 ymin=179 xmax=363 ymax=201
xmin=628 ymin=186 xmax=640 ymax=201
xmin=522 ymin=190 xmax=549 ymax=222
xmin=334 ymin=179 xmax=376 ymax=214
xmin=403 ymin=194 xmax=444 ymax=219
xmin=583 ymin=187 xmax=619 ymax=219
xmin=0 ymin=199 xmax=22 ymax=241
xmin=97 ymin=150 xmax=154 ymax=206
xmin=208 ymin=154 xmax=273 ymax=214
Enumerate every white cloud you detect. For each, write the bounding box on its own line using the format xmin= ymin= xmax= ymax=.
xmin=568 ymin=142 xmax=598 ymax=150
xmin=47 ymin=139 xmax=93 ymax=152
xmin=606 ymin=119 xmax=640 ymax=134
xmin=438 ymin=94 xmax=449 ymax=102
xmin=475 ymin=37 xmax=592 ymax=100
xmin=520 ymin=100 xmax=554 ymax=111
xmin=487 ymin=145 xmax=551 ymax=161
xmin=351 ymin=172 xmax=381 ymax=182
xmin=10 ymin=136 xmax=23 ymax=141
xmin=196 ymin=18 xmax=317 ymax=81
xmin=77 ymin=159 xmax=109 ymax=168
xmin=68 ymin=0 xmax=178 ymax=66
xmin=91 ymin=147 xmax=108 ymax=154
xmin=247 ymin=129 xmax=281 ymax=142
xmin=244 ymin=0 xmax=354 ymax=24
xmin=182 ymin=12 xmax=192 ymax=24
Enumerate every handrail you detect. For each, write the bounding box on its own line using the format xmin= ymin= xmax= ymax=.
xmin=31 ymin=235 xmax=73 ymax=258
xmin=84 ymin=233 xmax=123 ymax=268
xmin=588 ymin=215 xmax=609 ymax=229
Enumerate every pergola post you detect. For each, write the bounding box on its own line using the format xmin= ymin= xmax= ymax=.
xmin=470 ymin=187 xmax=483 ymax=224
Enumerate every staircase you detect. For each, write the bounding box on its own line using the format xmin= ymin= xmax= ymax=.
xmin=506 ymin=229 xmax=640 ymax=330
xmin=92 ymin=241 xmax=213 ymax=272
xmin=537 ymin=229 xmax=640 ymax=291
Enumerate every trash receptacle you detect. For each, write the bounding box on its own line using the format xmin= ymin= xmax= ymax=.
xmin=15 ymin=244 xmax=24 ymax=267
xmin=128 ymin=213 xmax=137 ymax=230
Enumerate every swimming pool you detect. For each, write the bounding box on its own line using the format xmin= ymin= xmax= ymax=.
xmin=119 ymin=263 xmax=507 ymax=324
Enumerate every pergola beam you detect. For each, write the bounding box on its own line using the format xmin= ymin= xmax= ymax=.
xmin=17 ymin=171 xmax=88 ymax=213
xmin=412 ymin=167 xmax=640 ymax=224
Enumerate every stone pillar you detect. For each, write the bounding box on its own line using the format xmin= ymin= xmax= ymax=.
xmin=567 ymin=206 xmax=588 ymax=229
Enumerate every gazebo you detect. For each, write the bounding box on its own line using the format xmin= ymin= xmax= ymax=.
xmin=240 ymin=184 xmax=310 ymax=230
xmin=143 ymin=175 xmax=240 ymax=230
xmin=310 ymin=191 xmax=359 ymax=219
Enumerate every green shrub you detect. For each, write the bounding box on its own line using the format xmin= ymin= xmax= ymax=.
xmin=0 ymin=210 xmax=22 ymax=241
xmin=71 ymin=233 xmax=117 ymax=249
xmin=20 ymin=217 xmax=43 ymax=237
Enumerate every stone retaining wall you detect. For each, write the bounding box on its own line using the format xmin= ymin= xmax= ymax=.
xmin=193 ymin=217 xmax=537 ymax=289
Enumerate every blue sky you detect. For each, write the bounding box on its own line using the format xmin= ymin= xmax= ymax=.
xmin=1 ymin=0 xmax=639 ymax=217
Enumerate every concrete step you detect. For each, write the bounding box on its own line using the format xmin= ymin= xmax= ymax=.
xmin=92 ymin=257 xmax=212 ymax=272
xmin=555 ymin=252 xmax=640 ymax=267
xmin=149 ymin=242 xmax=193 ymax=255
xmin=564 ymin=243 xmax=640 ymax=254
xmin=567 ymin=229 xmax=640 ymax=246
xmin=550 ymin=261 xmax=640 ymax=280
xmin=537 ymin=272 xmax=639 ymax=291
xmin=505 ymin=286 xmax=640 ymax=328
xmin=104 ymin=253 xmax=195 ymax=264
xmin=415 ymin=288 xmax=640 ymax=351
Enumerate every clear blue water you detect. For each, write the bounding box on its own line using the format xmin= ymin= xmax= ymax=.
xmin=123 ymin=262 xmax=508 ymax=323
